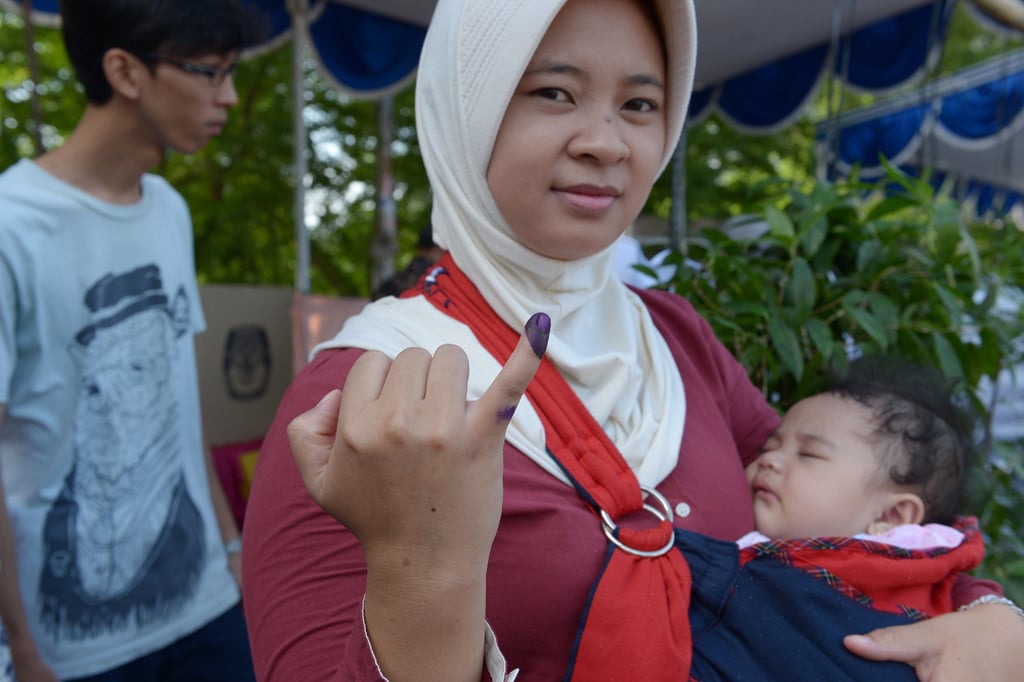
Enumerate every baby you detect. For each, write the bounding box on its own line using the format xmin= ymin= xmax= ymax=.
xmin=742 ymin=355 xmax=974 ymax=551
xmin=681 ymin=357 xmax=987 ymax=681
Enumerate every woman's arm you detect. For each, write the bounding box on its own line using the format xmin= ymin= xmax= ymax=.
xmin=845 ymin=587 xmax=1024 ymax=680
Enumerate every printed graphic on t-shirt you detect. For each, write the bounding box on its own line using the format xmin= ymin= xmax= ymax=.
xmin=37 ymin=265 xmax=205 ymax=641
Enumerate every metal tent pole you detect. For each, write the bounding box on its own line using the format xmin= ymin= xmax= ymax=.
xmin=370 ymin=94 xmax=397 ymax=293
xmin=289 ymin=0 xmax=311 ymax=294
xmin=668 ymin=128 xmax=687 ymax=252
xmin=21 ymin=0 xmax=45 ymax=156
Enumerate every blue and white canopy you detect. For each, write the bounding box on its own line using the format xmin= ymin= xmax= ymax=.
xmin=0 ymin=0 xmax=963 ymax=106
xmin=820 ymin=48 xmax=1024 ymax=218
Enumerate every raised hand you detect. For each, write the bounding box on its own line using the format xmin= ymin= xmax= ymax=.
xmin=289 ymin=312 xmax=549 ymax=566
xmin=286 ymin=313 xmax=550 ymax=682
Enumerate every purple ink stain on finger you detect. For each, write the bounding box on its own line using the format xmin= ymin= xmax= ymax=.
xmin=497 ymin=405 xmax=517 ymax=423
xmin=526 ymin=312 xmax=551 ymax=359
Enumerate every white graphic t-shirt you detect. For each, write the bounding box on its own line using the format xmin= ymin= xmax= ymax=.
xmin=0 ymin=160 xmax=239 ymax=678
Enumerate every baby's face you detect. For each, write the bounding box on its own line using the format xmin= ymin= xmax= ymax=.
xmin=745 ymin=393 xmax=891 ymax=539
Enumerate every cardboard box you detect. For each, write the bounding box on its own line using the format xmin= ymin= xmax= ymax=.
xmin=196 ymin=284 xmax=294 ymax=448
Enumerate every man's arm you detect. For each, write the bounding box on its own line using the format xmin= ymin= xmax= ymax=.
xmin=193 ymin=339 xmax=243 ymax=586
xmin=202 ymin=430 xmax=243 ymax=586
xmin=0 ymin=405 xmax=57 ymax=681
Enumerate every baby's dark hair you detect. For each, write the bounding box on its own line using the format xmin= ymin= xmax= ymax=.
xmin=825 ymin=356 xmax=977 ymax=525
xmin=59 ymin=0 xmax=262 ymax=104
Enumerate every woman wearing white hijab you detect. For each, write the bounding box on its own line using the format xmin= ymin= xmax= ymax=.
xmin=242 ymin=0 xmax=1024 ymax=680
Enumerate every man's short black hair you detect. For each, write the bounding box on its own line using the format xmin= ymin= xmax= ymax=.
xmin=59 ymin=0 xmax=262 ymax=104
xmin=826 ymin=356 xmax=978 ymax=525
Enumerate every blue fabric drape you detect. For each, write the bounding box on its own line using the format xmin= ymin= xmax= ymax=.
xmin=836 ymin=103 xmax=932 ymax=172
xmin=967 ymin=181 xmax=1022 ymax=216
xmin=307 ymin=4 xmax=424 ymax=98
xmin=938 ymin=70 xmax=1024 ymax=141
xmin=930 ymin=172 xmax=1022 ymax=217
xmin=11 ymin=0 xmax=56 ymax=11
xmin=715 ymin=45 xmax=830 ymax=134
xmin=829 ymin=65 xmax=1024 ymax=216
xmin=844 ymin=2 xmax=953 ymax=91
xmin=688 ymin=88 xmax=715 ymax=123
xmin=691 ymin=0 xmax=955 ymax=134
xmin=240 ymin=0 xmax=296 ymax=52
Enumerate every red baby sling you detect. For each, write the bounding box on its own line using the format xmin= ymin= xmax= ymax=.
xmin=410 ymin=254 xmax=694 ymax=681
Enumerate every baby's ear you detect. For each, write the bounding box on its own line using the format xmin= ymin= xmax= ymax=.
xmin=866 ymin=493 xmax=925 ymax=535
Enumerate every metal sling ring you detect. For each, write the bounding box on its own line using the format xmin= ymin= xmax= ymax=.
xmin=599 ymin=485 xmax=676 ymax=557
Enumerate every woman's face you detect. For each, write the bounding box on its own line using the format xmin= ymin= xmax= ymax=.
xmin=486 ymin=0 xmax=667 ymax=261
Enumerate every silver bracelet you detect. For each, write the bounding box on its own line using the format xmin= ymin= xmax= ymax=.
xmin=958 ymin=594 xmax=1024 ymax=622
xmin=224 ymin=537 xmax=242 ymax=557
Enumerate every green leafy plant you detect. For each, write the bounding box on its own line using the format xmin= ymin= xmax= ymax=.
xmin=971 ymin=440 xmax=1024 ymax=603
xmin=653 ymin=162 xmax=1024 ymax=601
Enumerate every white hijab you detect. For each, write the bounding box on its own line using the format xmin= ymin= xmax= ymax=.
xmin=316 ymin=0 xmax=698 ymax=488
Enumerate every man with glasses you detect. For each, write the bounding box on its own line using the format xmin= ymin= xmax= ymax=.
xmin=0 ymin=1 xmax=258 ymax=680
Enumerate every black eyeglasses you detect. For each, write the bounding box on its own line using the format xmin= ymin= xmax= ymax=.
xmin=132 ymin=52 xmax=238 ymax=86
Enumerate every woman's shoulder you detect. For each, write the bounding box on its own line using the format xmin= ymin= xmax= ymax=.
xmin=631 ymin=286 xmax=698 ymax=315
xmin=290 ymin=347 xmax=367 ymax=408
xmin=629 ymin=286 xmax=716 ymax=343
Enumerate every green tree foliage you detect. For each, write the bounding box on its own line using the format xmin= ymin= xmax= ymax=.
xmin=294 ymin=73 xmax=428 ymax=296
xmin=647 ymin=117 xmax=817 ymax=230
xmin=663 ymin=164 xmax=1024 ymax=406
xmin=0 ymin=12 xmax=80 ymax=159
xmin=977 ymin=439 xmax=1024 ymax=604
